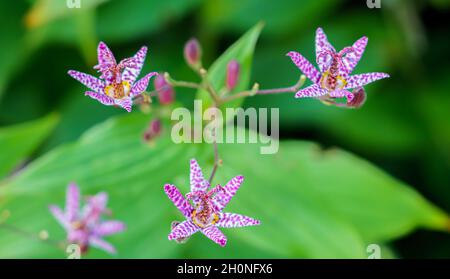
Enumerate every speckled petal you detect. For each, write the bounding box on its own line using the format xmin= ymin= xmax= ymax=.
xmin=115 ymin=98 xmax=132 ymax=112
xmin=329 ymin=89 xmax=354 ymax=102
xmin=122 ymin=46 xmax=147 ymax=84
xmin=287 ymin=51 xmax=321 ymax=83
xmin=93 ymin=221 xmax=126 ymax=236
xmin=164 ymin=184 xmax=194 ymax=218
xmin=65 ymin=183 xmax=80 ymax=222
xmin=345 ymin=72 xmax=390 ymax=89
xmin=68 ymin=70 xmax=105 ymax=93
xmin=49 ymin=205 xmax=69 ymax=229
xmin=316 ymin=27 xmax=336 ymax=72
xmin=130 ymin=72 xmax=158 ymax=97
xmin=200 ymin=226 xmax=227 ymax=247
xmin=189 ymin=159 xmax=210 ymax=193
xmin=89 ymin=236 xmax=117 ymax=255
xmin=168 ymin=220 xmax=199 ymax=240
xmin=212 ymin=175 xmax=243 ymax=211
xmin=94 ymin=42 xmax=117 ymax=72
xmin=341 ymin=36 xmax=368 ymax=76
xmin=216 ymin=213 xmax=261 ymax=228
xmin=85 ymin=91 xmax=114 ymax=106
xmin=295 ymin=84 xmax=328 ymax=98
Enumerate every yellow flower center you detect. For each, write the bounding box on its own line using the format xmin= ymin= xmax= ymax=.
xmin=104 ymin=81 xmax=131 ymax=99
xmin=320 ymin=70 xmax=347 ymax=92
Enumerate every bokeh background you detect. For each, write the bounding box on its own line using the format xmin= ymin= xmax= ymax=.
xmin=0 ymin=0 xmax=449 ymax=258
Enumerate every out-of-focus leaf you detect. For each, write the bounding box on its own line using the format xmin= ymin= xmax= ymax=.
xmin=0 ymin=113 xmax=59 ymax=179
xmin=201 ymin=0 xmax=340 ymax=38
xmin=197 ymin=22 xmax=263 ymax=112
xmin=24 ymin=0 xmax=107 ymax=28
xmin=97 ymin=0 xmax=202 ymax=42
xmin=0 ymin=113 xmax=447 ymax=258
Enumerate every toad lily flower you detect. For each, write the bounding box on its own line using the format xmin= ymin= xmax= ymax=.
xmin=49 ymin=183 xmax=125 ymax=255
xmin=164 ymin=159 xmax=260 ymax=247
xmin=287 ymin=27 xmax=389 ymax=103
xmin=68 ymin=42 xmax=158 ymax=112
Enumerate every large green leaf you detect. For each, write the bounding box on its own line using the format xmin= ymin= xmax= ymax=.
xmin=0 ymin=112 xmax=447 ymax=258
xmin=197 ymin=22 xmax=263 ymax=111
xmin=0 ymin=113 xmax=59 ymax=179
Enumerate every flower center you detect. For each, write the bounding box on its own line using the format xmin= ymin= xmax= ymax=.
xmin=189 ymin=193 xmax=219 ymax=228
xmin=104 ymin=81 xmax=131 ymax=99
xmin=320 ymin=70 xmax=347 ymax=92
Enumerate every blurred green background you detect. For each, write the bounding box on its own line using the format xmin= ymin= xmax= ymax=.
xmin=0 ymin=0 xmax=449 ymax=258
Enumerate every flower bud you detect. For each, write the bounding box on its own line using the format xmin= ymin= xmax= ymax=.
xmin=226 ymin=60 xmax=240 ymax=91
xmin=143 ymin=119 xmax=162 ymax=142
xmin=184 ymin=38 xmax=202 ymax=68
xmin=347 ymin=87 xmax=366 ymax=108
xmin=154 ymin=74 xmax=175 ymax=105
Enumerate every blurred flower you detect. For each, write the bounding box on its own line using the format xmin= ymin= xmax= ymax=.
xmin=143 ymin=119 xmax=162 ymax=142
xmin=164 ymin=159 xmax=260 ymax=247
xmin=49 ymin=183 xmax=125 ymax=255
xmin=68 ymin=42 xmax=158 ymax=112
xmin=226 ymin=60 xmax=240 ymax=91
xmin=184 ymin=38 xmax=202 ymax=69
xmin=154 ymin=74 xmax=175 ymax=105
xmin=287 ymin=27 xmax=389 ymax=103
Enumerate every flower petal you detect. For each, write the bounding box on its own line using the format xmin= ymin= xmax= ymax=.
xmin=164 ymin=184 xmax=194 ymax=218
xmin=49 ymin=205 xmax=69 ymax=229
xmin=190 ymin=159 xmax=210 ymax=193
xmin=85 ymin=91 xmax=114 ymax=106
xmin=216 ymin=213 xmax=261 ymax=228
xmin=83 ymin=192 xmax=109 ymax=225
xmin=121 ymin=46 xmax=147 ymax=84
xmin=168 ymin=220 xmax=199 ymax=240
xmin=329 ymin=89 xmax=354 ymax=102
xmin=68 ymin=70 xmax=105 ymax=93
xmin=287 ymin=51 xmax=321 ymax=83
xmin=89 ymin=236 xmax=117 ymax=255
xmin=341 ymin=36 xmax=368 ymax=76
xmin=200 ymin=226 xmax=227 ymax=247
xmin=295 ymin=84 xmax=328 ymax=98
xmin=94 ymin=221 xmax=126 ymax=236
xmin=94 ymin=42 xmax=117 ymax=72
xmin=212 ymin=175 xmax=243 ymax=211
xmin=316 ymin=27 xmax=336 ymax=72
xmin=115 ymin=98 xmax=132 ymax=112
xmin=65 ymin=183 xmax=80 ymax=222
xmin=345 ymin=72 xmax=390 ymax=89
xmin=129 ymin=72 xmax=158 ymax=97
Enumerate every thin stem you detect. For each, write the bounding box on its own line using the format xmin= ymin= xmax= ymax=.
xmin=0 ymin=223 xmax=65 ymax=250
xmin=219 ymin=75 xmax=306 ymax=104
xmin=208 ymin=110 xmax=220 ymax=184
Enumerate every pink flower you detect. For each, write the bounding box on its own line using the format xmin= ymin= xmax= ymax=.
xmin=49 ymin=183 xmax=125 ymax=255
xmin=68 ymin=42 xmax=157 ymax=112
xmin=164 ymin=159 xmax=260 ymax=247
xmin=287 ymin=27 xmax=389 ymax=103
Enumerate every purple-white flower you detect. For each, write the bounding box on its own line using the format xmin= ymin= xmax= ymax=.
xmin=49 ymin=183 xmax=125 ymax=255
xmin=287 ymin=27 xmax=389 ymax=103
xmin=164 ymin=159 xmax=260 ymax=247
xmin=68 ymin=42 xmax=158 ymax=112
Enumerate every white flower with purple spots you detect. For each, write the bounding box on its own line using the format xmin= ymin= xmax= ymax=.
xmin=164 ymin=159 xmax=260 ymax=247
xmin=49 ymin=183 xmax=125 ymax=255
xmin=68 ymin=42 xmax=158 ymax=112
xmin=287 ymin=27 xmax=389 ymax=103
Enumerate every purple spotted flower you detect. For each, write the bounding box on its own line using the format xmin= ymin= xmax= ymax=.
xmin=49 ymin=183 xmax=125 ymax=255
xmin=68 ymin=42 xmax=157 ymax=112
xmin=164 ymin=159 xmax=260 ymax=247
xmin=287 ymin=27 xmax=389 ymax=103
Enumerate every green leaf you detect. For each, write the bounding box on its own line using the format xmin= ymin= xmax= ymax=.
xmin=0 ymin=113 xmax=447 ymax=258
xmin=197 ymin=22 xmax=263 ymax=111
xmin=0 ymin=113 xmax=59 ymax=179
